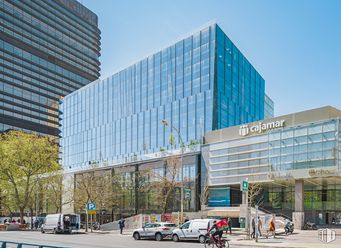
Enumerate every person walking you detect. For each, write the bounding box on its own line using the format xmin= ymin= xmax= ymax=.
xmin=118 ymin=219 xmax=125 ymax=235
xmin=257 ymin=217 xmax=262 ymax=236
xmin=251 ymin=217 xmax=256 ymax=239
xmin=227 ymin=217 xmax=232 ymax=234
xmin=268 ymin=216 xmax=275 ymax=238
xmin=184 ymin=216 xmax=189 ymax=223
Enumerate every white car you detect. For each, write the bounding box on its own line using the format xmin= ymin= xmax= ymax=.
xmin=172 ymin=219 xmax=217 ymax=243
xmin=133 ymin=222 xmax=177 ymax=241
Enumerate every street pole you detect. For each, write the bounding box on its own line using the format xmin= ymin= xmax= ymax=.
xmin=180 ymin=154 xmax=184 ymax=223
xmin=90 ymin=213 xmax=93 ymax=232
xmin=255 ymin=205 xmax=259 ymax=242
xmin=85 ymin=208 xmax=88 ymax=233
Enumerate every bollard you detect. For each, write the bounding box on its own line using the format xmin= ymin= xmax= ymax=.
xmin=17 ymin=244 xmax=23 ymax=248
xmin=1 ymin=242 xmax=6 ymax=248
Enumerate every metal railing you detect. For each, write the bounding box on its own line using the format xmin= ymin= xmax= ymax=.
xmin=0 ymin=241 xmax=70 ymax=248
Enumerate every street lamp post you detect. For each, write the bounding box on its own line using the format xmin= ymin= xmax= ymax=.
xmin=161 ymin=119 xmax=185 ymax=223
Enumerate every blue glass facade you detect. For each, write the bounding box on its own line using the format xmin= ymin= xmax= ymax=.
xmin=264 ymin=94 xmax=274 ymax=119
xmin=60 ymin=23 xmax=265 ymax=171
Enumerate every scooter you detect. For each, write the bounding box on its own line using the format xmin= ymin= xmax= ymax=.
xmin=303 ymin=222 xmax=317 ymax=230
xmin=284 ymin=222 xmax=294 ymax=235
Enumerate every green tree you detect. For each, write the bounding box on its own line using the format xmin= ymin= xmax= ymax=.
xmin=74 ymin=167 xmax=113 ymax=214
xmin=0 ymin=130 xmax=60 ymax=222
xmin=148 ymin=155 xmax=182 ymax=214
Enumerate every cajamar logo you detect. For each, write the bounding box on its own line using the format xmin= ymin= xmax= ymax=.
xmin=239 ymin=124 xmax=249 ymax=136
xmin=239 ymin=120 xmax=285 ymax=136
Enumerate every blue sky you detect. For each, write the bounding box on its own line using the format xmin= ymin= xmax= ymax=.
xmin=82 ymin=0 xmax=341 ymax=116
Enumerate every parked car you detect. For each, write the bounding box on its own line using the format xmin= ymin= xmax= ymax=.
xmin=41 ymin=214 xmax=80 ymax=234
xmin=133 ymin=222 xmax=177 ymax=241
xmin=172 ymin=219 xmax=217 ymax=243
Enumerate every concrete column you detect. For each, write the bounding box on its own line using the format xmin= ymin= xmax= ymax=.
xmin=293 ymin=179 xmax=305 ymax=229
xmin=61 ymin=172 xmax=75 ymax=214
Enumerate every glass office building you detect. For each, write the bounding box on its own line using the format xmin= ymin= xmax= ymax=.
xmin=60 ymin=23 xmax=267 ymax=172
xmin=0 ymin=0 xmax=100 ymax=136
xmin=264 ymin=94 xmax=274 ymax=119
xmin=203 ymin=106 xmax=341 ymax=226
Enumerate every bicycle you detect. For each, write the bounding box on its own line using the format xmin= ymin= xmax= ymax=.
xmin=204 ymin=233 xmax=229 ymax=248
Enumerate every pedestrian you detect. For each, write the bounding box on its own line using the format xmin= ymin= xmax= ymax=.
xmin=184 ymin=216 xmax=189 ymax=223
xmin=251 ymin=217 xmax=256 ymax=239
xmin=34 ymin=219 xmax=39 ymax=230
xmin=268 ymin=216 xmax=275 ymax=238
xmin=257 ymin=217 xmax=262 ymax=236
xmin=118 ymin=219 xmax=125 ymax=235
xmin=227 ymin=217 xmax=232 ymax=234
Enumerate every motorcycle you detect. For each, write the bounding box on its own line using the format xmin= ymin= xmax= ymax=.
xmin=303 ymin=222 xmax=317 ymax=230
xmin=284 ymin=222 xmax=294 ymax=235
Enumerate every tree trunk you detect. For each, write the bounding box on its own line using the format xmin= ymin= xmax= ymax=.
xmin=19 ymin=207 xmax=24 ymax=224
xmin=162 ymin=188 xmax=172 ymax=214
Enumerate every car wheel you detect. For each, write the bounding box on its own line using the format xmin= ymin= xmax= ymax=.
xmin=155 ymin=232 xmax=163 ymax=241
xmin=172 ymin=234 xmax=180 ymax=242
xmin=204 ymin=239 xmax=213 ymax=248
xmin=133 ymin=232 xmax=141 ymax=240
xmin=199 ymin=235 xmax=206 ymax=244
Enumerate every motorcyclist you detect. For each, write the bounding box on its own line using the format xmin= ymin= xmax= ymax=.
xmin=284 ymin=219 xmax=292 ymax=234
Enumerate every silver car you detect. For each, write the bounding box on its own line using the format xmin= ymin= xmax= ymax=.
xmin=133 ymin=222 xmax=177 ymax=241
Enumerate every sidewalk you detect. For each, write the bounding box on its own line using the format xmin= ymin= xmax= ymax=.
xmin=227 ymin=230 xmax=341 ymax=248
xmin=98 ymin=229 xmax=341 ymax=248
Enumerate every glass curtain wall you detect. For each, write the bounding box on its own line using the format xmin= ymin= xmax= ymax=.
xmin=269 ymin=119 xmax=338 ymax=172
xmin=214 ymin=25 xmax=265 ymax=129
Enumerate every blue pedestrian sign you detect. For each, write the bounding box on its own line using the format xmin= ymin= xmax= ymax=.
xmin=87 ymin=202 xmax=96 ymax=211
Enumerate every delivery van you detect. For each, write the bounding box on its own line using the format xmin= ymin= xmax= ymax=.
xmin=172 ymin=219 xmax=217 ymax=243
xmin=41 ymin=213 xmax=80 ymax=234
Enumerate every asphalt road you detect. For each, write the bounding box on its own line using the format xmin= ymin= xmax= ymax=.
xmin=0 ymin=231 xmax=205 ymax=248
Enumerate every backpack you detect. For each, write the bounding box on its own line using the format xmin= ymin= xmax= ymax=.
xmin=216 ymin=219 xmax=228 ymax=230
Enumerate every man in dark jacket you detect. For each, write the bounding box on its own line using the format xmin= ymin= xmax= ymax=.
xmin=118 ymin=219 xmax=125 ymax=235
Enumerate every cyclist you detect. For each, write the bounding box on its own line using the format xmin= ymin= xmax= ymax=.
xmin=208 ymin=219 xmax=229 ymax=247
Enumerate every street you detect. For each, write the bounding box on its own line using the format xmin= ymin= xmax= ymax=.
xmin=0 ymin=231 xmax=203 ymax=248
xmin=1 ymin=230 xmax=341 ymax=248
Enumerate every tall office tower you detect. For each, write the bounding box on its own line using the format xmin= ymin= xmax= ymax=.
xmin=0 ymin=0 xmax=100 ymax=136
xmin=264 ymin=94 xmax=274 ymax=119
xmin=60 ymin=23 xmax=268 ymax=171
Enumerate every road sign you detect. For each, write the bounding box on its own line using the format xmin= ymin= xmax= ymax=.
xmin=87 ymin=210 xmax=96 ymax=214
xmin=87 ymin=202 xmax=96 ymax=211
xmin=240 ymin=180 xmax=248 ymax=192
xmin=184 ymin=189 xmax=191 ymax=200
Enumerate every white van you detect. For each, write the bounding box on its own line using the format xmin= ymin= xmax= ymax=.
xmin=41 ymin=214 xmax=80 ymax=234
xmin=172 ymin=219 xmax=216 ymax=243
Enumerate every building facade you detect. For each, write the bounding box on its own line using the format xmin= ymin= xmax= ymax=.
xmin=203 ymin=106 xmax=341 ymax=226
xmin=264 ymin=94 xmax=274 ymax=119
xmin=0 ymin=0 xmax=100 ymax=136
xmin=60 ymin=23 xmax=267 ymax=172
xmin=60 ymin=23 xmax=269 ymax=215
xmin=60 ymin=23 xmax=265 ymax=215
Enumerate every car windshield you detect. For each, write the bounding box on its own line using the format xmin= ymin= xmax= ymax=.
xmin=164 ymin=223 xmax=176 ymax=227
